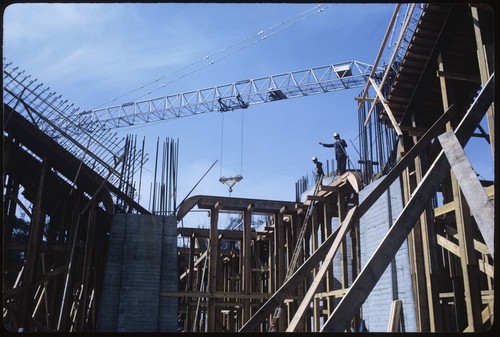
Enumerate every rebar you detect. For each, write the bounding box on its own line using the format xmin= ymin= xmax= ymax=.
xmin=3 ymin=61 xmax=146 ymax=209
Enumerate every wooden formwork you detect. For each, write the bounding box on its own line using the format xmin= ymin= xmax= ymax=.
xmin=174 ymin=3 xmax=494 ymax=333
xmin=173 ymin=173 xmax=361 ymax=332
xmin=3 ymin=3 xmax=494 ymax=333
xmin=2 ymin=106 xmax=148 ymax=332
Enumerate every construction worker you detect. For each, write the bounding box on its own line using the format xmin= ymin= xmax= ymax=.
xmin=312 ymin=156 xmax=324 ymax=182
xmin=319 ymin=132 xmax=348 ymax=175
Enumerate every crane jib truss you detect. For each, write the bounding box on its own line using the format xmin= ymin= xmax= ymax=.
xmin=60 ymin=60 xmax=384 ymax=131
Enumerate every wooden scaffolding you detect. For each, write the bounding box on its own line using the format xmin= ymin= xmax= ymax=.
xmin=173 ymin=3 xmax=494 ymax=332
xmin=3 ymin=2 xmax=494 ymax=333
xmin=173 ymin=173 xmax=361 ymax=332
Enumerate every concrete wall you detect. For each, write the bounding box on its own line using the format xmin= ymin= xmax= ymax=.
xmin=96 ymin=214 xmax=178 ymax=332
xmin=358 ymin=178 xmax=416 ymax=332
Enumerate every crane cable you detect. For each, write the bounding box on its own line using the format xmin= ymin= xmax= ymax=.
xmin=219 ymin=109 xmax=245 ymax=175
xmin=219 ymin=109 xmax=245 ymax=194
xmin=90 ymin=3 xmax=333 ymax=111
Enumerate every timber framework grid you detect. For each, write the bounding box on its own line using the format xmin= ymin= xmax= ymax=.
xmin=2 ymin=3 xmax=495 ymax=333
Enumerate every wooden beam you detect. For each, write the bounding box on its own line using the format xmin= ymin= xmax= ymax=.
xmin=19 ymin=161 xmax=47 ymax=329
xmin=463 ymin=301 xmax=494 ymax=332
xmin=434 ymin=201 xmax=455 ymax=217
xmin=242 ymin=210 xmax=252 ymax=322
xmin=438 ymin=131 xmax=494 ymax=255
xmin=177 ymin=227 xmax=254 ymax=240
xmin=436 ymin=234 xmax=493 ymax=279
xmin=369 ymin=77 xmax=403 ymax=136
xmin=207 ymin=207 xmax=219 ymax=331
xmin=286 ymin=207 xmax=356 ymax=332
xmin=470 ymin=5 xmax=494 ymax=157
xmin=180 ymin=249 xmax=207 ymax=280
xmin=160 ymin=290 xmax=272 ymax=299
xmin=319 ymin=185 xmax=339 ymax=193
xmin=436 ymin=70 xmax=481 ymax=83
xmin=354 ymin=96 xmax=376 ymax=102
xmin=357 ymin=3 xmax=402 ymax=111
xmin=436 ymin=234 xmax=460 ymax=257
xmin=307 ymin=195 xmax=326 ymax=201
xmin=399 ymin=125 xmax=429 ymax=137
xmin=387 ymin=300 xmax=402 ymax=332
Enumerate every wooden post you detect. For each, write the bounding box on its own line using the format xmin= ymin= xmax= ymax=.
xmin=19 ymin=161 xmax=47 ymax=330
xmin=323 ymin=199 xmax=334 ymax=315
xmin=338 ymin=190 xmax=349 ymax=291
xmin=438 ymin=131 xmax=494 ymax=255
xmin=275 ymin=212 xmax=286 ymax=331
xmin=311 ymin=208 xmax=320 ymax=331
xmin=387 ymin=300 xmax=402 ymax=332
xmin=185 ymin=234 xmax=195 ymax=331
xmin=207 ymin=202 xmax=221 ymax=331
xmin=242 ymin=208 xmax=252 ymax=323
xmin=470 ymin=5 xmax=494 ymax=157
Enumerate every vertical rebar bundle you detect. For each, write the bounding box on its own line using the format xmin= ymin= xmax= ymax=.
xmin=149 ymin=137 xmax=179 ymax=216
xmin=357 ymin=92 xmax=398 ymax=185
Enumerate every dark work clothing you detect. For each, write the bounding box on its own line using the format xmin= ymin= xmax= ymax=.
xmin=320 ymin=139 xmax=347 ymax=158
xmin=320 ymin=139 xmax=348 ymax=174
xmin=314 ymin=161 xmax=324 ymax=177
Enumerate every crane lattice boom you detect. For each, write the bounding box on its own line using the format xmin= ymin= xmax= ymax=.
xmin=60 ymin=60 xmax=383 ymax=131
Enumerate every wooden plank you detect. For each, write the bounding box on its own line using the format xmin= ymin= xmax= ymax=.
xmin=357 ymin=3 xmax=402 ymax=114
xmin=436 ymin=234 xmax=460 ymax=256
xmin=242 ymin=210 xmax=252 ymax=322
xmin=438 ymin=131 xmax=494 ymax=255
xmin=307 ymin=195 xmax=327 ymax=201
xmin=160 ymin=290 xmax=272 ymax=299
xmin=434 ymin=201 xmax=455 ymax=217
xmin=485 ymin=185 xmax=494 ymax=197
xmin=19 ymin=162 xmax=47 ymax=329
xmin=207 ymin=208 xmax=219 ymax=331
xmin=177 ymin=227 xmax=254 ymax=240
xmin=180 ymin=249 xmax=207 ymax=280
xmin=399 ymin=125 xmax=429 ymax=137
xmin=436 ymin=70 xmax=481 ymax=83
xmin=319 ymin=185 xmax=339 ymax=193
xmin=470 ymin=6 xmax=494 ymax=157
xmin=369 ymin=77 xmax=403 ymax=136
xmin=321 ymin=73 xmax=494 ymax=332
xmin=286 ymin=207 xmax=356 ymax=331
xmin=463 ymin=301 xmax=494 ymax=332
xmin=387 ymin=300 xmax=402 ymax=332
xmin=477 ymin=257 xmax=494 ymax=279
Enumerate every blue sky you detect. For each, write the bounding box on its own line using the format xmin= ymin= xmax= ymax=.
xmin=3 ymin=3 xmax=494 ymax=226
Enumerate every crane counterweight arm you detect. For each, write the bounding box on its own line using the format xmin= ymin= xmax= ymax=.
xmin=59 ymin=60 xmax=383 ymax=131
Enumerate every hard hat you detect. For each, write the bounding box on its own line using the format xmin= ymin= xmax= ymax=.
xmin=333 ymin=132 xmax=340 ymax=138
xmin=312 ymin=156 xmax=317 ymax=161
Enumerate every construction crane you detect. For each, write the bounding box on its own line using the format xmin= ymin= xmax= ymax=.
xmin=56 ymin=60 xmax=384 ymax=132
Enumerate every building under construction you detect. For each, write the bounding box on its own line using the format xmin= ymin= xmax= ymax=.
xmin=2 ymin=3 xmax=495 ymax=333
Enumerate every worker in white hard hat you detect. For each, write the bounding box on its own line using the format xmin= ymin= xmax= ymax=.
xmin=319 ymin=132 xmax=348 ymax=175
xmin=312 ymin=156 xmax=324 ymax=181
